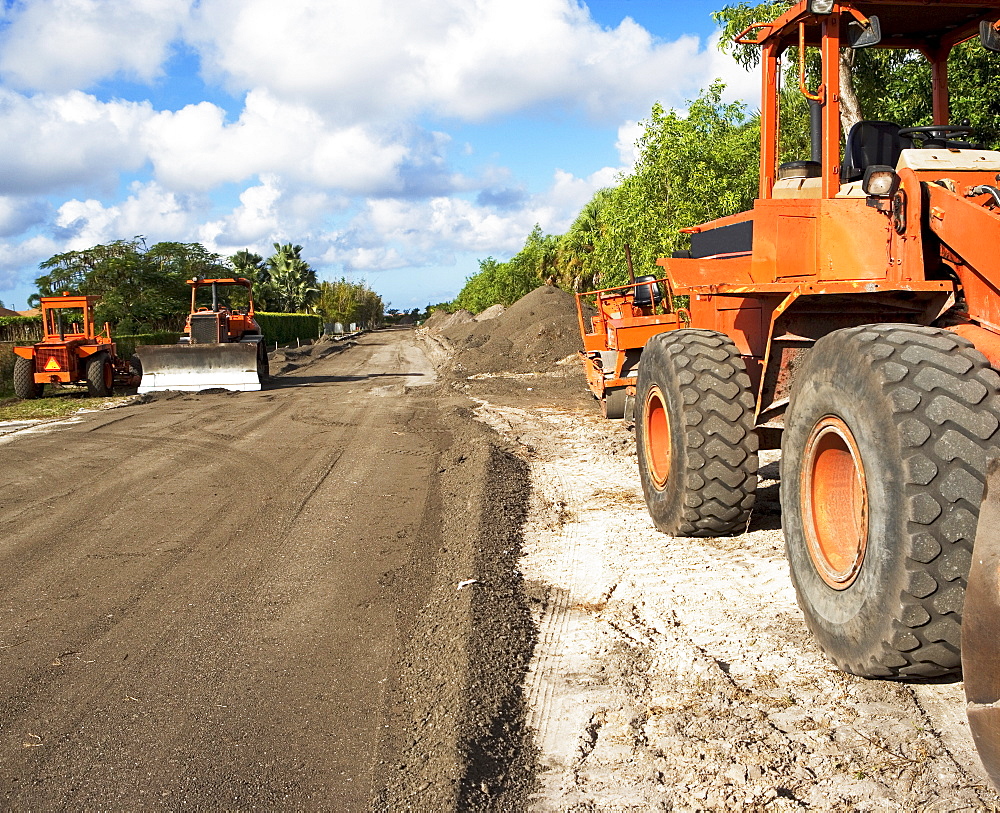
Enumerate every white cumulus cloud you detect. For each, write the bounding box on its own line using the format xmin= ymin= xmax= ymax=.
xmin=0 ymin=0 xmax=193 ymax=92
xmin=191 ymin=0 xmax=747 ymax=124
xmin=0 ymin=90 xmax=151 ymax=194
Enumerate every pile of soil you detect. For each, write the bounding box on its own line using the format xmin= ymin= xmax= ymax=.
xmin=438 ymin=286 xmax=583 ymax=376
xmin=268 ymin=334 xmax=355 ymax=375
xmin=424 ymin=309 xmax=475 ymax=334
xmin=421 ymin=286 xmax=596 ymax=412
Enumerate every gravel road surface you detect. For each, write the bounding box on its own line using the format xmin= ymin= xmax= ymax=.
xmin=0 ymin=328 xmax=534 ymax=811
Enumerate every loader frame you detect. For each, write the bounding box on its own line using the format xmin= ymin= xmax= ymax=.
xmin=577 ymin=0 xmax=1000 ymax=786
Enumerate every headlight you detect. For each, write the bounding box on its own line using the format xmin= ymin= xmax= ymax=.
xmin=808 ymin=0 xmax=835 ymax=13
xmin=862 ymin=165 xmax=900 ymax=197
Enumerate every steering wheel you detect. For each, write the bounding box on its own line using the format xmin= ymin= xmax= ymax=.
xmin=898 ymin=124 xmax=973 ymax=145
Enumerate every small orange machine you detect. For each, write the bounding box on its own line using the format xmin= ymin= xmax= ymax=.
xmin=12 ymin=294 xmax=137 ymax=398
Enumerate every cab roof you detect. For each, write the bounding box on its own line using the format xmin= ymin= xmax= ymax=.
xmin=743 ymin=1 xmax=1000 ymax=52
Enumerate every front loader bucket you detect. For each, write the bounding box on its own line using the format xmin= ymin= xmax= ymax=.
xmin=135 ymin=343 xmax=261 ymax=393
xmin=963 ymin=457 xmax=1000 ymax=790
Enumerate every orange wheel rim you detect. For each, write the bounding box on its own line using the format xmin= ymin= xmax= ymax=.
xmin=802 ymin=416 xmax=868 ymax=589
xmin=644 ymin=386 xmax=671 ymax=489
xmin=103 ymin=362 xmax=113 ymax=390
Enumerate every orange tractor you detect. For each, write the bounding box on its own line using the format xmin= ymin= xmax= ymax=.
xmin=12 ymin=294 xmax=138 ymax=399
xmin=134 ymin=277 xmax=269 ymax=393
xmin=578 ymin=0 xmax=1000 ymax=785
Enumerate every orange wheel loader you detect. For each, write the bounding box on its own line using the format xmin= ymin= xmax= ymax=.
xmin=12 ymin=294 xmax=139 ymax=399
xmin=134 ymin=277 xmax=269 ymax=393
xmin=577 ymin=0 xmax=1000 ymax=786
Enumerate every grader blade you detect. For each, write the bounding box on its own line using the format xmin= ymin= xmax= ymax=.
xmin=964 ymin=457 xmax=1000 ymax=790
xmin=135 ymin=343 xmax=261 ymax=393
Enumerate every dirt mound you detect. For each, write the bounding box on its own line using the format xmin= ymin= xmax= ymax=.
xmin=444 ymin=285 xmax=582 ymax=376
xmin=474 ymin=304 xmax=505 ymax=322
xmin=422 ymin=310 xmax=451 ymax=330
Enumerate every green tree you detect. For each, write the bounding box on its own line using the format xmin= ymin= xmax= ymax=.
xmin=315 ymin=278 xmax=384 ymax=329
xmin=454 ymin=225 xmax=560 ymax=313
xmin=230 ymin=249 xmax=272 ymax=309
xmin=33 ymin=238 xmax=226 ymax=331
xmin=595 ymin=82 xmax=759 ymax=288
xmin=713 ymin=2 xmax=1000 ymax=142
xmin=556 ymin=189 xmax=611 ymax=291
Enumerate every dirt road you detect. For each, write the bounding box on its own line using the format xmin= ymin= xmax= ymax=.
xmin=0 ymin=329 xmax=534 ymax=811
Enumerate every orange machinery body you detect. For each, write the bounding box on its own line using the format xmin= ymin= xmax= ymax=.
xmin=579 ymin=0 xmax=1000 ymax=442
xmin=577 ymin=281 xmax=686 ymax=399
xmin=182 ymin=277 xmax=261 ymax=344
xmin=13 ymin=294 xmax=122 ymax=386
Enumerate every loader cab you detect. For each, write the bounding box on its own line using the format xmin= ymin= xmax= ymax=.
xmin=737 ymin=0 xmax=1000 ymax=201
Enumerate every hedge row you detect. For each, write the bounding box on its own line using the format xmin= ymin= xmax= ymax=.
xmin=255 ymin=312 xmax=323 ymax=346
xmin=0 ymin=342 xmax=17 ymax=393
xmin=0 ymin=316 xmax=42 ymax=343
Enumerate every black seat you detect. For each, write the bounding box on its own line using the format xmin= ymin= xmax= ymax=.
xmin=840 ymin=121 xmax=911 ymax=183
xmin=633 ymin=275 xmax=662 ymax=308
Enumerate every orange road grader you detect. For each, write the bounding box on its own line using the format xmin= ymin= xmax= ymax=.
xmin=12 ymin=294 xmax=139 ymax=398
xmin=578 ymin=0 xmax=1000 ymax=786
xmin=135 ymin=277 xmax=269 ymax=393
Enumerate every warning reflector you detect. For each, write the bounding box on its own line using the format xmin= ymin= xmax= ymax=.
xmin=44 ymin=357 xmax=61 ymax=371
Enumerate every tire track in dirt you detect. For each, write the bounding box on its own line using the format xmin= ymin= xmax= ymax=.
xmin=0 ymin=329 xmax=538 ymax=811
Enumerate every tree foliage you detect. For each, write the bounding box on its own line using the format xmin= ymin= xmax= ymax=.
xmin=262 ymin=243 xmax=319 ymax=313
xmin=315 ymin=278 xmax=384 ymax=329
xmin=454 ymin=225 xmax=560 ymax=313
xmin=714 ymin=2 xmax=1000 ymax=141
xmin=33 ymin=238 xmax=227 ymax=332
xmin=596 ymin=82 xmax=759 ymax=287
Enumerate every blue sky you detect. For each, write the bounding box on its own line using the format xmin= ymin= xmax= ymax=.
xmin=0 ymin=0 xmax=756 ymax=312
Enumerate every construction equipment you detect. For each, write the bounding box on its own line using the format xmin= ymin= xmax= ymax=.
xmin=578 ymin=0 xmax=1000 ymax=785
xmin=11 ymin=294 xmax=138 ymax=398
xmin=135 ymin=277 xmax=269 ymax=393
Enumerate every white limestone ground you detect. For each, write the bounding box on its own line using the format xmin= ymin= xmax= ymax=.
xmin=474 ymin=399 xmax=1000 ymax=812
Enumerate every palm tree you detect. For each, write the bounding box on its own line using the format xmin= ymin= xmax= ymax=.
xmin=558 ymin=189 xmax=609 ymax=291
xmin=266 ymin=243 xmax=319 ymax=312
xmin=230 ymin=249 xmax=271 ymax=308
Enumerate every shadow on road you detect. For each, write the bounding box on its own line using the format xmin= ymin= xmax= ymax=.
xmin=268 ymin=372 xmax=427 ymax=388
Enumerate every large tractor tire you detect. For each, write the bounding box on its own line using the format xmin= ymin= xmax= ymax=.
xmin=13 ymin=356 xmax=42 ymax=399
xmin=86 ymin=353 xmax=114 ymax=397
xmin=635 ymin=329 xmax=758 ymax=536
xmin=781 ymin=324 xmax=1000 ymax=678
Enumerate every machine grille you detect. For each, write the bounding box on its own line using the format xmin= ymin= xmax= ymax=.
xmin=35 ymin=345 xmax=71 ymax=374
xmin=190 ymin=313 xmax=222 ymax=344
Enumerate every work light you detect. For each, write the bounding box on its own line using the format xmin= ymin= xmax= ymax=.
xmin=862 ymin=166 xmax=900 ymax=197
xmin=808 ymin=0 xmax=835 ymax=13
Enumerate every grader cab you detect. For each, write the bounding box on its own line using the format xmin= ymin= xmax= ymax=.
xmin=578 ymin=0 xmax=1000 ymax=786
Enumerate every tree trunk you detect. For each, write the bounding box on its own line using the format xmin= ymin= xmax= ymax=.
xmin=839 ymin=49 xmax=864 ymax=136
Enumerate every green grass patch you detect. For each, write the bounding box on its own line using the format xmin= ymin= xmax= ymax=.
xmin=0 ymin=390 xmax=125 ymax=422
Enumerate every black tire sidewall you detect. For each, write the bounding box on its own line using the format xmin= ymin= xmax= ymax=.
xmin=781 ymin=346 xmax=907 ymax=658
xmin=782 ymin=324 xmax=1000 ymax=677
xmin=86 ymin=353 xmax=112 ymax=397
xmin=13 ymin=355 xmax=40 ymax=399
xmin=636 ymin=334 xmax=688 ymax=531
